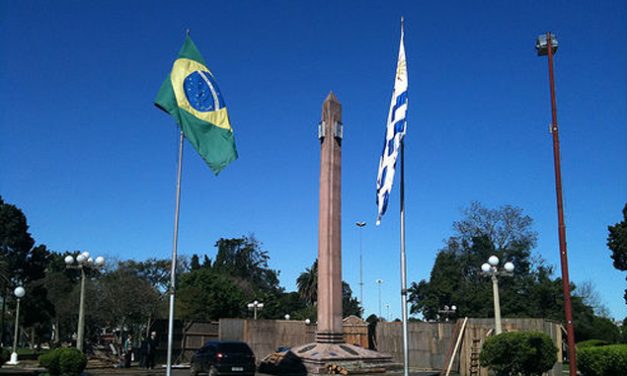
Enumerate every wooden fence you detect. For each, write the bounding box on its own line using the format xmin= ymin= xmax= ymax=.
xmin=376 ymin=318 xmax=563 ymax=376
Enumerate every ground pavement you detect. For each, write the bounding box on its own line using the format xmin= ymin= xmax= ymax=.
xmin=0 ymin=364 xmax=444 ymax=376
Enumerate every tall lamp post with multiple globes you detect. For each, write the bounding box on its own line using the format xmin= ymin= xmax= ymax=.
xmin=481 ymin=256 xmax=514 ymax=335
xmin=65 ymin=252 xmax=105 ymax=352
xmin=7 ymin=286 xmax=25 ymax=365
xmin=536 ymin=32 xmax=577 ymax=376
xmin=247 ymin=300 xmax=263 ymax=320
xmin=438 ymin=305 xmax=457 ymax=322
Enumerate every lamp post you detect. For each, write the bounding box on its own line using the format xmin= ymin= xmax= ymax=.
xmin=7 ymin=286 xmax=25 ymax=365
xmin=355 ymin=221 xmax=366 ymax=306
xmin=247 ymin=300 xmax=263 ymax=320
xmin=375 ymin=279 xmax=383 ymax=319
xmin=65 ymin=252 xmax=105 ymax=352
xmin=536 ymin=32 xmax=577 ymax=376
xmin=385 ymin=303 xmax=390 ymax=321
xmin=284 ymin=314 xmax=291 ymax=320
xmin=481 ymin=256 xmax=514 ymax=334
xmin=438 ymin=305 xmax=457 ymax=322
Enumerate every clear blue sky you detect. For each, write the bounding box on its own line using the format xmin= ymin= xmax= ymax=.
xmin=1 ymin=0 xmax=625 ymax=320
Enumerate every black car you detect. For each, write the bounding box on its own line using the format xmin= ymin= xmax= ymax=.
xmin=191 ymin=341 xmax=256 ymax=376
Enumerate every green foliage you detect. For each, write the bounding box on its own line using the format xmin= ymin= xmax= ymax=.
xmin=577 ymin=344 xmax=627 ymax=376
xmin=297 ymin=259 xmax=318 ymax=305
xmin=408 ymin=202 xmax=614 ymax=342
xmin=93 ymin=267 xmax=161 ymax=329
xmin=607 ymin=203 xmax=627 ymax=304
xmin=58 ymin=348 xmax=87 ymax=376
xmin=409 ymin=203 xmax=539 ymax=320
xmin=0 ymin=347 xmax=10 ymax=366
xmin=177 ymin=268 xmax=247 ymax=320
xmin=0 ymin=196 xmax=35 ymax=283
xmin=577 ymin=339 xmax=612 ymax=348
xmin=39 ymin=347 xmax=87 ymax=376
xmin=213 ymin=236 xmax=281 ymax=293
xmin=295 ymin=258 xmax=363 ymax=318
xmin=480 ymin=331 xmax=557 ymax=376
xmin=39 ymin=349 xmax=61 ymax=375
xmin=342 ymin=282 xmax=363 ymax=318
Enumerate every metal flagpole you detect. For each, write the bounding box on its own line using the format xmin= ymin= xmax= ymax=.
xmin=544 ymin=32 xmax=577 ymax=376
xmin=166 ymin=130 xmax=184 ymax=376
xmin=400 ymin=139 xmax=409 ymax=376
xmin=398 ymin=16 xmax=409 ymax=376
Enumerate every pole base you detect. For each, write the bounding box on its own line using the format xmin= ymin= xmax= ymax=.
xmin=6 ymin=352 xmax=19 ymax=365
xmin=259 ymin=342 xmax=397 ymax=375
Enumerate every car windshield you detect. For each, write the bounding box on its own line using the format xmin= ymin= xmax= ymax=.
xmin=217 ymin=343 xmax=252 ymax=354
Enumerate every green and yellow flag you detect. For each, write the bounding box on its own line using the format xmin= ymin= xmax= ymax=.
xmin=155 ymin=36 xmax=237 ymax=174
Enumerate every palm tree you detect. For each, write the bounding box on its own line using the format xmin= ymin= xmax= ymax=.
xmin=297 ymin=259 xmax=317 ymax=306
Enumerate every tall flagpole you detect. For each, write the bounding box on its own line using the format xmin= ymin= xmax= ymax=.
xmin=400 ymin=139 xmax=409 ymax=376
xmin=166 ymin=129 xmax=184 ymax=376
xmin=398 ymin=16 xmax=409 ymax=376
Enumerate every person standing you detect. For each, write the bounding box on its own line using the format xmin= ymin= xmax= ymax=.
xmin=123 ymin=334 xmax=133 ymax=368
xmin=145 ymin=331 xmax=158 ymax=369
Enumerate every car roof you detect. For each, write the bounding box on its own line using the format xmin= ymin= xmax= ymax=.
xmin=203 ymin=340 xmax=249 ymax=346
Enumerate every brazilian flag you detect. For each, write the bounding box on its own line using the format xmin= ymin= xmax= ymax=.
xmin=155 ymin=36 xmax=237 ymax=175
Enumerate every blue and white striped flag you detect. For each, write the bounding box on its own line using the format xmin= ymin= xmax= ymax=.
xmin=376 ymin=24 xmax=408 ymax=225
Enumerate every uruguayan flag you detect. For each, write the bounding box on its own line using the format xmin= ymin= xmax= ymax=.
xmin=376 ymin=25 xmax=408 ymax=225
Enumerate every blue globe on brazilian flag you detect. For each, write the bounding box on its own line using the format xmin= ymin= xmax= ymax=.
xmin=155 ymin=36 xmax=237 ymax=175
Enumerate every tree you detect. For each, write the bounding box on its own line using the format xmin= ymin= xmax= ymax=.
xmin=607 ymin=203 xmax=627 ymax=304
xmin=480 ymin=332 xmax=557 ymax=376
xmin=94 ymin=267 xmax=161 ymax=331
xmin=177 ymin=268 xmax=247 ymax=321
xmin=190 ymin=254 xmax=201 ymax=271
xmin=213 ymin=236 xmax=281 ymax=294
xmin=342 ymin=282 xmax=363 ymax=318
xmin=575 ymin=281 xmax=610 ymax=317
xmin=295 ymin=259 xmax=362 ymax=318
xmin=408 ymin=202 xmax=613 ymax=342
xmin=297 ymin=260 xmax=317 ymax=305
xmin=0 ymin=196 xmax=35 ymax=281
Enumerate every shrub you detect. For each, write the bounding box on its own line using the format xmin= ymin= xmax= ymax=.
xmin=0 ymin=348 xmax=10 ymax=367
xmin=480 ymin=331 xmax=557 ymax=376
xmin=577 ymin=339 xmax=611 ymax=348
xmin=577 ymin=344 xmax=627 ymax=376
xmin=39 ymin=348 xmax=87 ymax=376
xmin=39 ymin=349 xmax=61 ymax=375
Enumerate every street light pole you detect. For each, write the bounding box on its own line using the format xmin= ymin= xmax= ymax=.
xmin=7 ymin=286 xmax=25 ymax=365
xmin=490 ymin=275 xmax=502 ymax=334
xmin=536 ymin=32 xmax=577 ymax=376
xmin=77 ymin=267 xmax=86 ymax=352
xmin=375 ymin=279 xmax=383 ymax=319
xmin=65 ymin=252 xmax=105 ymax=352
xmin=481 ymin=256 xmax=514 ymax=335
xmin=356 ymin=221 xmax=366 ymax=306
xmin=247 ymin=300 xmax=263 ymax=320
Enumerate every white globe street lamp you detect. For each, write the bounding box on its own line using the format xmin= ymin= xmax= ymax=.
xmin=247 ymin=300 xmax=263 ymax=320
xmin=481 ymin=255 xmax=514 ymax=334
xmin=65 ymin=252 xmax=105 ymax=352
xmin=7 ymin=286 xmax=26 ymax=365
xmin=438 ymin=304 xmax=457 ymax=322
xmin=304 ymin=319 xmax=311 ymax=325
xmin=284 ymin=314 xmax=291 ymax=320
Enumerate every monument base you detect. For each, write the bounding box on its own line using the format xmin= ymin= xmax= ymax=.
xmin=260 ymin=342 xmax=398 ymax=375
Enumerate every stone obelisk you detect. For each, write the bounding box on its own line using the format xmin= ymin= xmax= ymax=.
xmin=317 ymin=91 xmax=344 ymax=344
xmin=260 ymin=93 xmax=393 ymax=375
